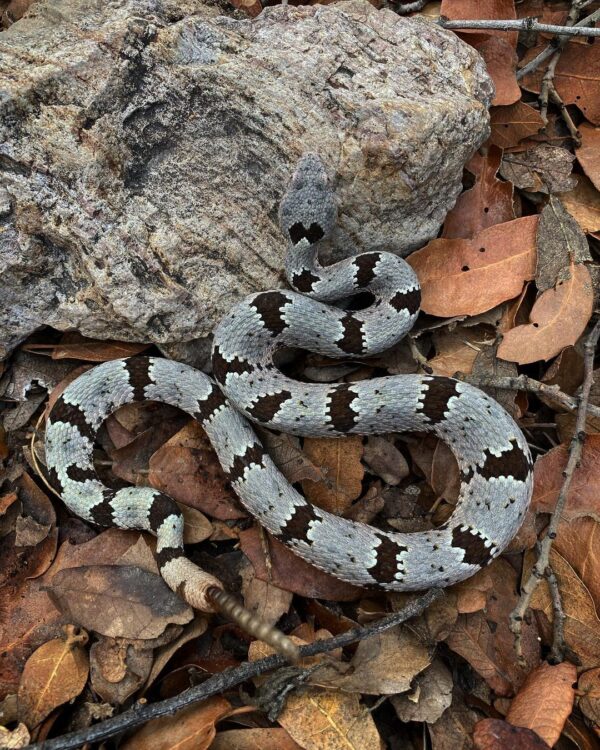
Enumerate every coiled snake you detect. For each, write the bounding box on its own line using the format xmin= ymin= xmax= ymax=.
xmin=45 ymin=155 xmax=533 ymax=641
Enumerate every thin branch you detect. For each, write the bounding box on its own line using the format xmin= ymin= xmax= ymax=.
xmin=457 ymin=372 xmax=600 ymax=421
xmin=545 ymin=563 xmax=567 ymax=664
xmin=510 ymin=318 xmax=600 ymax=662
xmin=437 ymin=17 xmax=600 ymax=37
xmin=517 ymin=8 xmax=600 ymax=80
xmin=28 ymin=589 xmax=442 ymax=750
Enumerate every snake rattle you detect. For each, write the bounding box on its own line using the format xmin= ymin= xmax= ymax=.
xmin=45 ymin=155 xmax=533 ymax=658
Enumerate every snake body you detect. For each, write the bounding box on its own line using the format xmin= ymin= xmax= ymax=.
xmin=45 ymin=155 xmax=533 ymax=611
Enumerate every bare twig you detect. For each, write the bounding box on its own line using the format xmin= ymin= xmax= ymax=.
xmin=545 ymin=563 xmax=567 ymax=664
xmin=27 ymin=589 xmax=442 ymax=750
xmin=437 ymin=17 xmax=600 ymax=37
xmin=517 ymin=8 xmax=600 ymax=80
xmin=457 ymin=372 xmax=600 ymax=421
xmin=510 ymin=318 xmax=600 ymax=662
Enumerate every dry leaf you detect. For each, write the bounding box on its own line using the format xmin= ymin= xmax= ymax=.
xmin=536 ymin=197 xmax=591 ymax=292
xmin=148 ymin=420 xmax=245 ymax=520
xmin=554 ymin=517 xmax=600 ymax=611
xmin=560 ymin=175 xmax=600 ymax=234
xmin=442 ymin=148 xmax=514 ymax=240
xmin=257 ymin=429 xmax=327 ymax=484
xmin=577 ymin=124 xmax=600 ymax=192
xmin=121 ymin=696 xmax=238 ymax=750
xmin=43 ymin=335 xmax=149 ymax=361
xmin=506 ymin=661 xmax=577 ymax=747
xmin=532 ymin=434 xmax=600 ymax=523
xmin=497 ymin=263 xmax=593 ymax=364
xmin=473 ymin=718 xmax=551 ymax=749
xmin=391 ymin=658 xmax=453 ymax=724
xmin=301 ymin=436 xmax=364 ymax=515
xmin=211 ymin=728 xmax=302 ymax=750
xmin=238 ymin=528 xmax=362 ymax=601
xmin=499 ymin=145 xmax=576 ymax=194
xmin=240 ymin=562 xmax=293 ymax=627
xmin=521 ymin=41 xmax=600 ymax=125
xmin=46 ymin=565 xmax=193 ymax=639
xmin=428 ymin=327 xmax=492 ymax=378
xmin=17 ymin=626 xmax=88 ymax=729
xmin=428 ymin=690 xmax=480 ymax=750
xmin=90 ymin=637 xmax=153 ymax=705
xmin=475 ymin=36 xmax=520 ymax=106
xmin=408 ymin=216 xmax=538 ymax=317
xmin=363 ymin=436 xmax=409 ymax=485
xmin=490 ymin=101 xmax=544 ymax=149
xmin=0 ymin=722 xmax=30 ymax=749
xmin=578 ymin=668 xmax=600 ymax=727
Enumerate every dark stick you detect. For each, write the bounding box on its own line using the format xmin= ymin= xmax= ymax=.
xmin=28 ymin=589 xmax=442 ymax=750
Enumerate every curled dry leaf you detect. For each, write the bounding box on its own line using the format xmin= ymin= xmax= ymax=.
xmin=473 ymin=718 xmax=551 ymax=750
xmin=46 ymin=565 xmax=193 ymax=640
xmin=407 ymin=216 xmax=538 ymax=317
xmin=17 ymin=626 xmax=89 ymax=729
xmin=489 ymin=101 xmax=544 ymax=150
xmin=497 ymin=263 xmax=593 ymax=364
xmin=120 ymin=696 xmax=239 ymax=750
xmin=36 ymin=333 xmax=150 ymax=361
xmin=577 ymin=124 xmax=600 ymax=192
xmin=506 ymin=661 xmax=577 ymax=747
xmin=90 ymin=638 xmax=153 ymax=705
xmin=148 ymin=420 xmax=245 ymax=520
xmin=442 ymin=148 xmax=514 ymax=240
xmin=532 ymin=434 xmax=600 ymax=523
xmin=301 ymin=435 xmax=364 ymax=515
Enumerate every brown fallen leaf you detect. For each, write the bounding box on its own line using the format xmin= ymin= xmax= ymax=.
xmin=506 ymin=661 xmax=577 ymax=747
xmin=531 ymin=434 xmax=600 ymax=523
xmin=407 ymin=216 xmax=538 ymax=317
xmin=473 ymin=718 xmax=551 ymax=750
xmin=428 ymin=689 xmax=481 ymax=750
xmin=521 ymin=41 xmax=600 ymax=125
xmin=442 ymin=148 xmax=514 ymax=240
xmin=560 ymin=175 xmax=600 ymax=234
xmin=90 ymin=637 xmax=153 ymax=705
xmin=148 ymin=420 xmax=245 ymax=520
xmin=238 ymin=527 xmax=362 ymax=601
xmin=257 ymin=429 xmax=327 ymax=484
xmin=362 ymin=436 xmax=409 ymax=485
xmin=497 ymin=263 xmax=593 ymax=364
xmin=211 ymin=728 xmax=302 ymax=750
xmin=578 ymin=668 xmax=600 ymax=728
xmin=489 ymin=101 xmax=544 ymax=150
xmin=24 ymin=334 xmax=150 ymax=362
xmin=391 ymin=658 xmax=453 ymax=724
xmin=46 ymin=565 xmax=193 ymax=640
xmin=499 ymin=145 xmax=576 ymax=194
xmin=121 ymin=696 xmax=243 ymax=750
xmin=428 ymin=327 xmax=493 ymax=378
xmin=240 ymin=560 xmax=293 ymax=627
xmin=577 ymin=124 xmax=600 ymax=192
xmin=301 ymin=436 xmax=364 ymax=515
xmin=554 ymin=516 xmax=600 ymax=612
xmin=529 ymin=548 xmax=600 ymax=670
xmin=474 ymin=36 xmax=520 ymax=106
xmin=17 ymin=625 xmax=88 ymax=729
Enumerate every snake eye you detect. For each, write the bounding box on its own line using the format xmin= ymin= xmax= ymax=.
xmin=289 ymin=221 xmax=325 ymax=245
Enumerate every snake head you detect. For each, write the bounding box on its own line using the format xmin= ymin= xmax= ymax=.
xmin=279 ymin=154 xmax=337 ymax=246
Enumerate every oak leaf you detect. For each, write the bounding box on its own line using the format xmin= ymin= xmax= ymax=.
xmin=407 ymin=216 xmax=538 ymax=317
xmin=489 ymin=101 xmax=544 ymax=149
xmin=497 ymin=263 xmax=593 ymax=364
xmin=578 ymin=668 xmax=600 ymax=728
xmin=17 ymin=626 xmax=88 ymax=729
xmin=442 ymin=148 xmax=514 ymax=240
xmin=577 ymin=124 xmax=600 ymax=192
xmin=560 ymin=175 xmax=600 ymax=234
xmin=474 ymin=36 xmax=520 ymax=106
xmin=554 ymin=517 xmax=600 ymax=611
xmin=506 ymin=661 xmax=577 ymax=747
xmin=302 ymin=435 xmax=364 ymax=515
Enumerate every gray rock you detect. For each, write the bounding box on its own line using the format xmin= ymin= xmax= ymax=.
xmin=0 ymin=0 xmax=493 ymax=357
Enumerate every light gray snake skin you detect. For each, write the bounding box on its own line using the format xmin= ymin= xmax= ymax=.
xmin=45 ymin=155 xmax=533 ymax=612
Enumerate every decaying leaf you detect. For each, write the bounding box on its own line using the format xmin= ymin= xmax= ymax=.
xmin=489 ymin=101 xmax=544 ymax=149
xmin=577 ymin=124 xmax=600 ymax=192
xmin=499 ymin=145 xmax=576 ymax=194
xmin=240 ymin=560 xmax=293 ymax=628
xmin=428 ymin=690 xmax=480 ymax=750
xmin=535 ymin=197 xmax=591 ymax=292
xmin=46 ymin=565 xmax=193 ymax=640
xmin=391 ymin=658 xmax=453 ymax=724
xmin=257 ymin=429 xmax=327 ymax=484
xmin=428 ymin=327 xmax=493 ymax=378
xmin=302 ymin=436 xmax=364 ymax=515
xmin=578 ymin=668 xmax=600 ymax=728
xmin=121 ymin=696 xmax=240 ymax=750
xmin=0 ymin=722 xmax=30 ymax=750
xmin=442 ymin=148 xmax=514 ymax=240
xmin=475 ymin=36 xmax=520 ymax=106
xmin=554 ymin=516 xmax=600 ymax=610
xmin=90 ymin=637 xmax=153 ymax=705
xmin=17 ymin=626 xmax=88 ymax=729
xmin=408 ymin=216 xmax=538 ymax=317
xmin=497 ymin=263 xmax=593 ymax=364
xmin=506 ymin=661 xmax=577 ymax=747
xmin=473 ymin=719 xmax=551 ymax=749
xmin=363 ymin=436 xmax=409 ymax=485
xmin=211 ymin=728 xmax=302 ymax=750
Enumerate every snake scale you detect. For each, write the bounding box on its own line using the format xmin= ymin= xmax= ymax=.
xmin=45 ymin=154 xmax=533 ymax=616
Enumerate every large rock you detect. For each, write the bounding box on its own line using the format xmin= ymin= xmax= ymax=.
xmin=0 ymin=0 xmax=493 ymax=357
